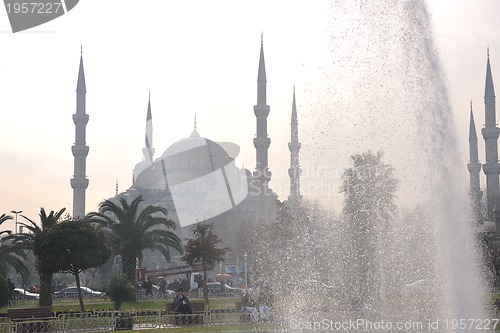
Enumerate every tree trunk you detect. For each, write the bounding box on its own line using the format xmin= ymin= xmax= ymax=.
xmin=202 ymin=261 xmax=209 ymax=307
xmin=122 ymin=254 xmax=137 ymax=301
xmin=100 ymin=257 xmax=114 ymax=288
xmin=38 ymin=273 xmax=53 ymax=307
xmin=75 ymin=271 xmax=85 ymax=312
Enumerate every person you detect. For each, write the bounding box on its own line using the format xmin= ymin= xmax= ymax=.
xmin=173 ymin=288 xmax=193 ymax=324
xmin=7 ymin=278 xmax=15 ymax=300
xmin=159 ymin=278 xmax=166 ymax=295
xmin=144 ymin=276 xmax=153 ymax=296
xmin=257 ymin=285 xmax=273 ymax=321
xmin=241 ymin=288 xmax=258 ymax=322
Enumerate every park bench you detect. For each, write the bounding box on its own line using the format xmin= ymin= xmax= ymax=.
xmin=492 ymin=299 xmax=500 ymax=314
xmin=235 ymin=301 xmax=251 ymax=322
xmin=166 ymin=301 xmax=205 ymax=325
xmin=7 ymin=307 xmax=54 ymax=333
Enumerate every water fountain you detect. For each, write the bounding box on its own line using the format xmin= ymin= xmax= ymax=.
xmin=252 ymin=1 xmax=490 ymax=331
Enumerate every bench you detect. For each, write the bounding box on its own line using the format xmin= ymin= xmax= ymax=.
xmin=235 ymin=302 xmax=251 ymax=322
xmin=235 ymin=301 xmax=272 ymax=322
xmin=492 ymin=299 xmax=500 ymax=313
xmin=166 ymin=301 xmax=205 ymax=325
xmin=7 ymin=307 xmax=53 ymax=320
xmin=7 ymin=307 xmax=53 ymax=333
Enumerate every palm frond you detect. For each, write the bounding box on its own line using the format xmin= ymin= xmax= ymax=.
xmin=0 ymin=214 xmax=13 ymax=225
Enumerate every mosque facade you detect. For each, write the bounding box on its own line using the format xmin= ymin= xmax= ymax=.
xmin=71 ymin=38 xmax=302 ymax=270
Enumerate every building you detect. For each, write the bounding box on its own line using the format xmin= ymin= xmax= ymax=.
xmin=468 ymin=49 xmax=498 ymax=223
xmin=70 ymin=50 xmax=89 ymax=220
xmin=83 ymin=37 xmax=303 ymax=270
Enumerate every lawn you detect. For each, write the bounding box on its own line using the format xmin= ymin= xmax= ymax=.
xmin=1 ymin=296 xmax=240 ymax=313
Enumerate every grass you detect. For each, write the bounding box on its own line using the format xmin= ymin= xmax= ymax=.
xmin=1 ymin=296 xmax=240 ymax=313
xmin=1 ymin=296 xmax=276 ymax=332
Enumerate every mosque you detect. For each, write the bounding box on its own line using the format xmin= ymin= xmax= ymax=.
xmin=468 ymin=50 xmax=498 ymax=224
xmin=467 ymin=50 xmax=500 ymax=279
xmin=70 ymin=38 xmax=303 ymax=270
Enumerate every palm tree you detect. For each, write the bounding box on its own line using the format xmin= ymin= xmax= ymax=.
xmin=0 ymin=213 xmax=12 ymax=226
xmin=17 ymin=208 xmax=66 ymax=306
xmin=0 ymin=214 xmax=29 ymax=284
xmin=0 ymin=238 xmax=30 ymax=283
xmin=87 ymin=195 xmax=183 ymax=299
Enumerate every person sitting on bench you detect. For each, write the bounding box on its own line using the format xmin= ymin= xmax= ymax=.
xmin=173 ymin=288 xmax=193 ymax=324
xmin=241 ymin=288 xmax=258 ymax=322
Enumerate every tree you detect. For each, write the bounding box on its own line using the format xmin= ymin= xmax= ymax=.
xmin=0 ymin=237 xmax=30 ymax=284
xmin=0 ymin=213 xmax=30 ymax=284
xmin=340 ymin=151 xmax=397 ymax=312
xmin=17 ymin=208 xmax=66 ymax=306
xmin=34 ymin=219 xmax=112 ymax=312
xmin=0 ymin=213 xmax=12 ymax=226
xmin=182 ymin=223 xmax=229 ymax=306
xmin=106 ymin=273 xmax=135 ymax=310
xmin=341 ymin=151 xmax=397 ymax=224
xmin=86 ymin=195 xmax=182 ymax=300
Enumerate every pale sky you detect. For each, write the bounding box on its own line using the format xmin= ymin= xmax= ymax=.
xmin=1 ymin=0 xmax=500 ymax=231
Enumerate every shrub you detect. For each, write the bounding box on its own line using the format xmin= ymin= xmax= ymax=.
xmin=105 ymin=274 xmax=135 ymax=310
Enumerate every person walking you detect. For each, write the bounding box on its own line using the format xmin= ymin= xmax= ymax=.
xmin=144 ymin=276 xmax=153 ymax=296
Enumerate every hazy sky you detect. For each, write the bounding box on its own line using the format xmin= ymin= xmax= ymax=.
xmin=1 ymin=0 xmax=500 ymax=231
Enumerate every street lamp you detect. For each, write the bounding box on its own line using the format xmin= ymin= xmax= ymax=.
xmin=236 ymin=257 xmax=239 ymax=287
xmin=243 ymin=252 xmax=248 ymax=289
xmin=10 ymin=210 xmax=22 ymax=234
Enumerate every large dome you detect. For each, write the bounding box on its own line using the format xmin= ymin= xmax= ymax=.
xmin=161 ymin=136 xmax=230 ymax=163
xmin=132 ymin=132 xmax=249 ymax=227
xmin=134 ymin=136 xmax=232 ymax=188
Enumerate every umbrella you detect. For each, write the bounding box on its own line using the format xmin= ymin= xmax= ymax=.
xmin=216 ymin=273 xmax=232 ymax=280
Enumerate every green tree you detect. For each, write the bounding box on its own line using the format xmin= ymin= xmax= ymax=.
xmin=0 ymin=213 xmax=30 ymax=285
xmin=106 ymin=273 xmax=135 ymax=310
xmin=0 ymin=237 xmax=30 ymax=284
xmin=86 ymin=195 xmax=182 ymax=300
xmin=341 ymin=151 xmax=397 ymax=224
xmin=17 ymin=208 xmax=66 ymax=306
xmin=340 ymin=151 xmax=397 ymax=312
xmin=35 ymin=219 xmax=112 ymax=312
xmin=0 ymin=214 xmax=12 ymax=226
xmin=182 ymin=223 xmax=229 ymax=306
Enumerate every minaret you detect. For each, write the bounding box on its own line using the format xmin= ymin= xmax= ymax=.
xmin=191 ymin=115 xmax=200 ymax=137
xmin=142 ymin=92 xmax=155 ymax=164
xmin=481 ymin=48 xmax=500 ymax=220
xmin=70 ymin=49 xmax=89 ymax=219
xmin=288 ymin=86 xmax=301 ymax=203
xmin=253 ymin=33 xmax=271 ymax=192
xmin=468 ymin=101 xmax=482 ymax=221
xmin=133 ymin=94 xmax=156 ymax=184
